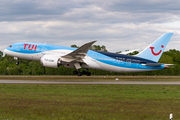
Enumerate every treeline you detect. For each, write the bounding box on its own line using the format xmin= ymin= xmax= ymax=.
xmin=0 ymin=49 xmax=180 ymax=75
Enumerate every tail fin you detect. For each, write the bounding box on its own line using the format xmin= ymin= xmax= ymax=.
xmin=136 ymin=33 xmax=173 ymax=62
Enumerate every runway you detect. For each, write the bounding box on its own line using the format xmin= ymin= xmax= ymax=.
xmin=0 ymin=80 xmax=180 ymax=85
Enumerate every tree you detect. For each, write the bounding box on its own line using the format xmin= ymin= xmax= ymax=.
xmin=71 ymin=44 xmax=108 ymax=52
xmin=71 ymin=45 xmax=79 ymax=48
xmin=90 ymin=45 xmax=108 ymax=52
xmin=163 ymin=49 xmax=180 ymax=64
xmin=127 ymin=51 xmax=139 ymax=55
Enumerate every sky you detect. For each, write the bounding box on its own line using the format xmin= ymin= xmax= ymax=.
xmin=0 ymin=0 xmax=180 ymax=52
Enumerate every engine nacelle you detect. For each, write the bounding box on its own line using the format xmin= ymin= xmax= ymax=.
xmin=40 ymin=55 xmax=61 ymax=68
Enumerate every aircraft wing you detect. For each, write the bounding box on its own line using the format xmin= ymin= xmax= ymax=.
xmin=61 ymin=41 xmax=96 ymax=63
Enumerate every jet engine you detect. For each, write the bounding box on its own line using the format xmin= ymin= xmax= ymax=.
xmin=40 ymin=55 xmax=61 ymax=68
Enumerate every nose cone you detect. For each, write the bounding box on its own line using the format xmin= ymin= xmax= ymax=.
xmin=3 ymin=48 xmax=11 ymax=57
xmin=2 ymin=49 xmax=7 ymax=57
xmin=164 ymin=65 xmax=169 ymax=69
xmin=3 ymin=44 xmax=14 ymax=57
xmin=4 ymin=49 xmax=8 ymax=54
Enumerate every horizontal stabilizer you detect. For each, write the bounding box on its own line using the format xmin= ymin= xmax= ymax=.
xmin=142 ymin=63 xmax=174 ymax=68
xmin=164 ymin=64 xmax=174 ymax=66
xmin=164 ymin=64 xmax=174 ymax=69
xmin=142 ymin=63 xmax=163 ymax=67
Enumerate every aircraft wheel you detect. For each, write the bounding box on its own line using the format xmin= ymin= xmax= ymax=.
xmin=16 ymin=62 xmax=19 ymax=65
xmin=86 ymin=72 xmax=91 ymax=76
xmin=82 ymin=70 xmax=87 ymax=75
xmin=73 ymin=70 xmax=78 ymax=75
xmin=77 ymin=72 xmax=82 ymax=76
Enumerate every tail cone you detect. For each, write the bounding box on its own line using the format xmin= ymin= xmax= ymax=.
xmin=164 ymin=65 xmax=169 ymax=69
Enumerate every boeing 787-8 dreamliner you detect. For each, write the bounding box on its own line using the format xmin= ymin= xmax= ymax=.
xmin=4 ymin=33 xmax=173 ymax=76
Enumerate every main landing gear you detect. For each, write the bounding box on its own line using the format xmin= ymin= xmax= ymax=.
xmin=14 ymin=57 xmax=19 ymax=65
xmin=73 ymin=69 xmax=91 ymax=76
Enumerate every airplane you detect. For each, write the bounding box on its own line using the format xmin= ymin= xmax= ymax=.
xmin=4 ymin=33 xmax=173 ymax=76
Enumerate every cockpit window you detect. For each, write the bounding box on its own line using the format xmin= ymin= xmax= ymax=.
xmin=9 ymin=45 xmax=12 ymax=47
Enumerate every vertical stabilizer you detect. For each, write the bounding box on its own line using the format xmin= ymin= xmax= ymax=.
xmin=136 ymin=33 xmax=173 ymax=62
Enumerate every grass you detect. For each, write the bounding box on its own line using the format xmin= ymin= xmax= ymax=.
xmin=0 ymin=75 xmax=180 ymax=81
xmin=0 ymin=84 xmax=180 ymax=120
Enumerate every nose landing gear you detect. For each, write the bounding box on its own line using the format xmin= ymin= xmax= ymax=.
xmin=14 ymin=57 xmax=19 ymax=65
xmin=16 ymin=61 xmax=19 ymax=65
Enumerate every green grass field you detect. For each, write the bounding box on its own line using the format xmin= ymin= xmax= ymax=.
xmin=0 ymin=75 xmax=180 ymax=81
xmin=0 ymin=83 xmax=180 ymax=120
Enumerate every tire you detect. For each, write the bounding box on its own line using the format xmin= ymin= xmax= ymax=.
xmin=86 ymin=72 xmax=91 ymax=76
xmin=82 ymin=71 xmax=87 ymax=75
xmin=77 ymin=72 xmax=82 ymax=76
xmin=16 ymin=62 xmax=19 ymax=65
xmin=73 ymin=70 xmax=78 ymax=75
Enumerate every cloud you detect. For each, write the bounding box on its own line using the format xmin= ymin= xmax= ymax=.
xmin=0 ymin=0 xmax=179 ymax=53
xmin=0 ymin=0 xmax=179 ymax=23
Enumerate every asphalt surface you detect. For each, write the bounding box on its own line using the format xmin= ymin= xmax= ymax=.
xmin=0 ymin=80 xmax=180 ymax=85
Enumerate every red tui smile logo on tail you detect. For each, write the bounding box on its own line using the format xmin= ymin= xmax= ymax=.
xmin=150 ymin=45 xmax=164 ymax=56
